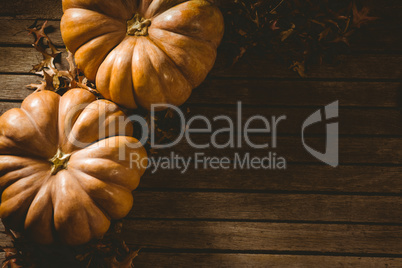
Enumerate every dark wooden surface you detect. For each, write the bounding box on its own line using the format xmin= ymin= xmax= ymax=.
xmin=0 ymin=0 xmax=402 ymax=267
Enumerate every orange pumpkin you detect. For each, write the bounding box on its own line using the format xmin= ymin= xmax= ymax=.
xmin=0 ymin=89 xmax=147 ymax=245
xmin=60 ymin=0 xmax=224 ymax=110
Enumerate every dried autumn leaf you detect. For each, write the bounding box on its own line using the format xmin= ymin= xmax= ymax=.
xmin=57 ymin=50 xmax=81 ymax=89
xmin=27 ymin=20 xmax=49 ymax=45
xmin=217 ymin=0 xmax=378 ymax=77
xmin=110 ymin=248 xmax=140 ymax=268
xmin=233 ymin=47 xmax=247 ymax=64
xmin=28 ymin=21 xmax=61 ymax=75
xmin=290 ymin=61 xmax=306 ymax=78
xmin=319 ymin=27 xmax=331 ymax=41
xmin=330 ymin=35 xmax=350 ymax=46
xmin=280 ymin=24 xmax=295 ymax=41
xmin=26 ymin=22 xmax=102 ymax=96
xmin=2 ymin=249 xmax=22 ymax=268
xmin=26 ymin=70 xmax=56 ymax=92
xmin=352 ymin=3 xmax=378 ymax=28
xmin=270 ymin=20 xmax=280 ymax=31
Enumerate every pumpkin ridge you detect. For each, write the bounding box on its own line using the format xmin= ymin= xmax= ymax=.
xmin=73 ymin=30 xmax=126 ymax=72
xmin=151 ymin=26 xmax=216 ymax=48
xmin=60 ymin=97 xmax=132 ymax=154
xmin=72 ymin=27 xmax=126 ymax=56
xmin=63 ymin=0 xmax=137 ymax=21
xmin=70 ymin=166 xmax=134 ymax=193
xmin=68 ymin=167 xmax=135 ymax=220
xmin=61 ymin=8 xmax=126 ymax=53
xmin=144 ymin=0 xmax=190 ymax=19
xmin=0 ymin=171 xmax=50 ymax=229
xmin=147 ymin=36 xmax=196 ymax=88
xmin=0 ymin=158 xmax=50 ymax=191
xmin=109 ymin=37 xmax=137 ymax=108
xmin=76 ymin=31 xmax=127 ymax=81
xmin=58 ymin=102 xmax=91 ymax=152
xmin=51 ymin=171 xmax=106 ymax=245
xmin=68 ymin=156 xmax=141 ymax=190
xmin=21 ymin=108 xmax=58 ymax=159
xmin=67 ymin=169 xmax=112 ymax=221
xmin=141 ymin=38 xmax=171 ymax=104
xmin=24 ymin=179 xmax=55 ymax=244
xmin=0 ymin=136 xmax=43 ymax=160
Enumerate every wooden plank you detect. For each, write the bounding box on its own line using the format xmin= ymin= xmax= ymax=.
xmin=1 ymin=19 xmax=400 ymax=52
xmin=1 ymin=0 xmax=400 ymax=21
xmin=0 ymin=47 xmax=69 ymax=74
xmin=2 ymin=75 xmax=401 ymax=108
xmin=0 ymin=0 xmax=63 ymax=20
xmin=1 ymin=47 xmax=401 ymax=79
xmin=122 ymin=220 xmax=402 ymax=254
xmin=133 ymin=253 xmax=402 ymax=268
xmin=0 ymin=102 xmax=20 ymax=114
xmin=0 ymin=233 xmax=13 ymax=248
xmin=0 ymin=222 xmax=13 ymax=249
xmin=129 ymin=192 xmax=402 ymax=223
xmin=0 ymin=101 xmax=401 ymax=163
xmin=0 ymin=19 xmax=64 ymax=47
xmin=0 ymin=102 xmax=401 ymax=163
xmin=184 ymin=106 xmax=402 ymax=136
xmin=211 ymin=53 xmax=402 ymax=79
xmin=1 ymin=100 xmax=401 ymax=135
xmin=139 ymin=165 xmax=402 ymax=193
xmin=153 ymin=136 xmax=402 ymax=164
xmin=350 ymin=26 xmax=402 ymax=52
xmin=0 ymin=75 xmax=36 ymax=101
xmin=192 ymin=80 xmax=402 ymax=108
xmin=0 ymin=252 xmax=5 ymax=265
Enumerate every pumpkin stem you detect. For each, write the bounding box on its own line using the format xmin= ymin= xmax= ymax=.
xmin=49 ymin=149 xmax=71 ymax=175
xmin=127 ymin=14 xmax=151 ymax=36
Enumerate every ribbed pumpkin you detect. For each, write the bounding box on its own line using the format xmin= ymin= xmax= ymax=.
xmin=0 ymin=89 xmax=147 ymax=245
xmin=61 ymin=0 xmax=224 ymax=110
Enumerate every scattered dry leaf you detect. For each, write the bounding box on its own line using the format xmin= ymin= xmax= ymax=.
xmin=290 ymin=61 xmax=306 ymax=78
xmin=352 ymin=3 xmax=378 ymax=28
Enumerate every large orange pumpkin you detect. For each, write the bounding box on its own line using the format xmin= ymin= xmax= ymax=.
xmin=0 ymin=89 xmax=147 ymax=245
xmin=60 ymin=0 xmax=224 ymax=110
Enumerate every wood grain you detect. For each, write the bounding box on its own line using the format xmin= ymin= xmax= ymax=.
xmin=0 ymin=101 xmax=400 ymax=135
xmin=193 ymin=80 xmax=402 ymax=108
xmin=129 ymin=192 xmax=402 ymax=223
xmin=0 ymin=75 xmax=37 ymax=100
xmin=123 ymin=220 xmax=402 ymax=254
xmin=0 ymin=19 xmax=64 ymax=46
xmin=1 ymin=0 xmax=401 ymax=21
xmin=139 ymin=165 xmax=402 ymax=193
xmin=0 ymin=47 xmax=69 ymax=74
xmin=1 ymin=19 xmax=400 ymax=53
xmin=185 ymin=106 xmax=402 ymax=136
xmin=0 ymin=102 xmax=21 ymax=114
xmin=133 ymin=253 xmax=402 ymax=268
xmin=0 ymin=221 xmax=13 ymax=248
xmin=153 ymin=136 xmax=402 ymax=164
xmin=212 ymin=53 xmax=402 ymax=80
xmin=2 ymin=75 xmax=401 ymax=108
xmin=1 ymin=47 xmax=401 ymax=79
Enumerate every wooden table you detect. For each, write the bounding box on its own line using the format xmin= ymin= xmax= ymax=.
xmin=0 ymin=0 xmax=402 ymax=267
